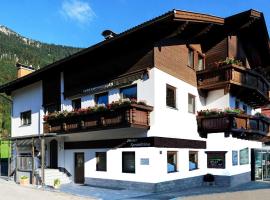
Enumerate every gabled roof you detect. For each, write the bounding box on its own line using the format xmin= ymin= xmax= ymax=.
xmin=0 ymin=9 xmax=269 ymax=94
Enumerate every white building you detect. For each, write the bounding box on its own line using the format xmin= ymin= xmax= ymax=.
xmin=1 ymin=9 xmax=270 ymax=191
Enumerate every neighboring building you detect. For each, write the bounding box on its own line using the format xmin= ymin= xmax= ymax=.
xmin=0 ymin=9 xmax=270 ymax=191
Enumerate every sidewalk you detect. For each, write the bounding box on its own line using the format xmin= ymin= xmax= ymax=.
xmin=60 ymin=181 xmax=270 ymax=200
xmin=0 ymin=178 xmax=96 ymax=200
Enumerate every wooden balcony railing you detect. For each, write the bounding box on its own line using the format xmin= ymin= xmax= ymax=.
xmin=44 ymin=104 xmax=153 ymax=134
xmin=197 ymin=114 xmax=270 ymax=142
xmin=197 ymin=64 xmax=270 ymax=107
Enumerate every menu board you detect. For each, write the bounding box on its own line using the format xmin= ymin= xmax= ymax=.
xmin=206 ymin=151 xmax=226 ymax=169
xmin=240 ymin=148 xmax=249 ymax=165
xmin=232 ymin=150 xmax=238 ymax=166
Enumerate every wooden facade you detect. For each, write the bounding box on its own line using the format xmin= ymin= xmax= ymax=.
xmin=197 ymin=64 xmax=270 ymax=107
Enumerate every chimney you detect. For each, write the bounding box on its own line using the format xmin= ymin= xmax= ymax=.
xmin=16 ymin=63 xmax=35 ymax=78
xmin=101 ymin=30 xmax=117 ymax=40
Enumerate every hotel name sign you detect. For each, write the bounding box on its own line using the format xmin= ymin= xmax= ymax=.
xmin=82 ymin=71 xmax=146 ymax=96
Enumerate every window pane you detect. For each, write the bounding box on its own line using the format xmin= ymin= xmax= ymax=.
xmin=198 ymin=56 xmax=204 ymax=71
xmin=188 ymin=49 xmax=194 ymax=68
xmin=122 ymin=152 xmax=135 ymax=173
xmin=95 ymin=92 xmax=108 ymax=105
xmin=188 ymin=94 xmax=195 ymax=114
xmin=167 ymin=151 xmax=177 ymax=173
xmin=189 ymin=151 xmax=198 ymax=170
xmin=21 ymin=111 xmax=31 ymax=125
xmin=166 ymin=85 xmax=176 ymax=108
xmin=120 ymin=85 xmax=137 ymax=100
xmin=96 ymin=152 xmax=107 ymax=171
xmin=72 ymin=98 xmax=81 ymax=110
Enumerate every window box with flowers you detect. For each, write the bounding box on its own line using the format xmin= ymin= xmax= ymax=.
xmin=197 ymin=108 xmax=270 ymax=141
xmin=44 ymin=99 xmax=153 ymax=134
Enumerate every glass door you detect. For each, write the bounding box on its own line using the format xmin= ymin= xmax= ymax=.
xmin=262 ymin=152 xmax=270 ymax=181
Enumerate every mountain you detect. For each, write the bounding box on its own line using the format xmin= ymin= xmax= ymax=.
xmin=0 ymin=25 xmax=83 ymax=138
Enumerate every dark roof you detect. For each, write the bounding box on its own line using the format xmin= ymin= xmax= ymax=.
xmin=0 ymin=9 xmax=269 ymax=94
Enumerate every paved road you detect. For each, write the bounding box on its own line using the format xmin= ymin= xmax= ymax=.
xmin=1 ymin=178 xmax=270 ymax=200
xmin=0 ymin=179 xmax=96 ymax=200
xmin=182 ymin=189 xmax=270 ymax=200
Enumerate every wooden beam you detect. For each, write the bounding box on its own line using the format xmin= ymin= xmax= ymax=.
xmin=41 ymin=136 xmax=45 ymax=186
xmin=193 ymin=24 xmax=214 ymax=38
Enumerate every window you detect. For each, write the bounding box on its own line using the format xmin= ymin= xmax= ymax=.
xmin=120 ymin=85 xmax=137 ymax=100
xmin=197 ymin=55 xmax=204 ymax=71
xmin=235 ymin=99 xmax=240 ymax=109
xmin=72 ymin=98 xmax=81 ymax=110
xmin=166 ymin=84 xmax=176 ymax=108
xmin=243 ymin=104 xmax=247 ymax=114
xmin=188 ymin=48 xmax=194 ymax=68
xmin=95 ymin=92 xmax=108 ymax=105
xmin=20 ymin=111 xmax=31 ymax=125
xmin=188 ymin=94 xmax=196 ymax=114
xmin=44 ymin=104 xmax=59 ymax=114
xmin=206 ymin=151 xmax=226 ymax=169
xmin=96 ymin=152 xmax=107 ymax=171
xmin=240 ymin=148 xmax=249 ymax=165
xmin=189 ymin=151 xmax=198 ymax=171
xmin=122 ymin=152 xmax=135 ymax=173
xmin=167 ymin=151 xmax=178 ymax=173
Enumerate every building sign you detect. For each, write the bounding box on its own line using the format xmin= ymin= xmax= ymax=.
xmin=206 ymin=151 xmax=226 ymax=169
xmin=240 ymin=148 xmax=249 ymax=165
xmin=140 ymin=158 xmax=150 ymax=165
xmin=82 ymin=71 xmax=146 ymax=96
xmin=232 ymin=150 xmax=238 ymax=166
xmin=125 ymin=139 xmax=152 ymax=148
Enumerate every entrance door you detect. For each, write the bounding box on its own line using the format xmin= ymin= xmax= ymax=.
xmin=262 ymin=152 xmax=270 ymax=180
xmin=74 ymin=152 xmax=85 ymax=184
xmin=253 ymin=149 xmax=270 ymax=181
xmin=50 ymin=140 xmax=58 ymax=169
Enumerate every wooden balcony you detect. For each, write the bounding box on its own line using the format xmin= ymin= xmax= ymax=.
xmin=197 ymin=64 xmax=270 ymax=108
xmin=197 ymin=114 xmax=270 ymax=142
xmin=44 ymin=104 xmax=153 ymax=134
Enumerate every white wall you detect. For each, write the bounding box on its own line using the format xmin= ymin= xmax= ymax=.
xmin=147 ymin=68 xmax=204 ymax=140
xmin=207 ymin=133 xmax=262 ymax=176
xmin=60 ymin=70 xmax=155 ymax=111
xmin=11 ymin=81 xmax=43 ymax=137
xmin=64 ymin=147 xmax=207 ymax=183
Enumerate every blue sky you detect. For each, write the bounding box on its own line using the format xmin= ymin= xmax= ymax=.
xmin=0 ymin=0 xmax=269 ymax=48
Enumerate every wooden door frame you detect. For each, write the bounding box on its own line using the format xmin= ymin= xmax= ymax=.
xmin=49 ymin=139 xmax=58 ymax=169
xmin=74 ymin=152 xmax=85 ymax=184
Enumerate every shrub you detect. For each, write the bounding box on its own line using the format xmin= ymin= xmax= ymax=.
xmin=203 ymin=174 xmax=215 ymax=182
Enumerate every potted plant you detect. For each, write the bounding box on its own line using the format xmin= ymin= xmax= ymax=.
xmin=203 ymin=173 xmax=215 ymax=186
xmin=20 ymin=176 xmax=29 ymax=186
xmin=53 ymin=178 xmax=61 ymax=189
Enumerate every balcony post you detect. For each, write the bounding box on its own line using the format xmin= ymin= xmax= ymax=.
xmin=31 ymin=137 xmax=35 ymax=184
xmin=41 ymin=135 xmax=45 ymax=186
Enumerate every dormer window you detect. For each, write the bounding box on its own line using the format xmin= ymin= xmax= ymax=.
xmin=72 ymin=98 xmax=81 ymax=110
xmin=95 ymin=92 xmax=108 ymax=105
xmin=188 ymin=48 xmax=194 ymax=69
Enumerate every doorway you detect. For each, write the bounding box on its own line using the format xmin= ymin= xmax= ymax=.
xmin=74 ymin=152 xmax=85 ymax=184
xmin=50 ymin=140 xmax=58 ymax=169
xmin=252 ymin=149 xmax=270 ymax=181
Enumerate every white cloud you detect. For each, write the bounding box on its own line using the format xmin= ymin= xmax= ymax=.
xmin=60 ymin=0 xmax=96 ymax=24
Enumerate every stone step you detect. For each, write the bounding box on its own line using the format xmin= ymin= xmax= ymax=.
xmin=36 ymin=168 xmax=71 ymax=186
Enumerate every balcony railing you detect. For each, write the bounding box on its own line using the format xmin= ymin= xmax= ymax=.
xmin=44 ymin=104 xmax=153 ymax=134
xmin=197 ymin=64 xmax=270 ymax=107
xmin=197 ymin=113 xmax=270 ymax=142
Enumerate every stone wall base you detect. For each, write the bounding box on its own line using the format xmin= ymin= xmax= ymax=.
xmin=85 ymin=172 xmax=251 ymax=192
